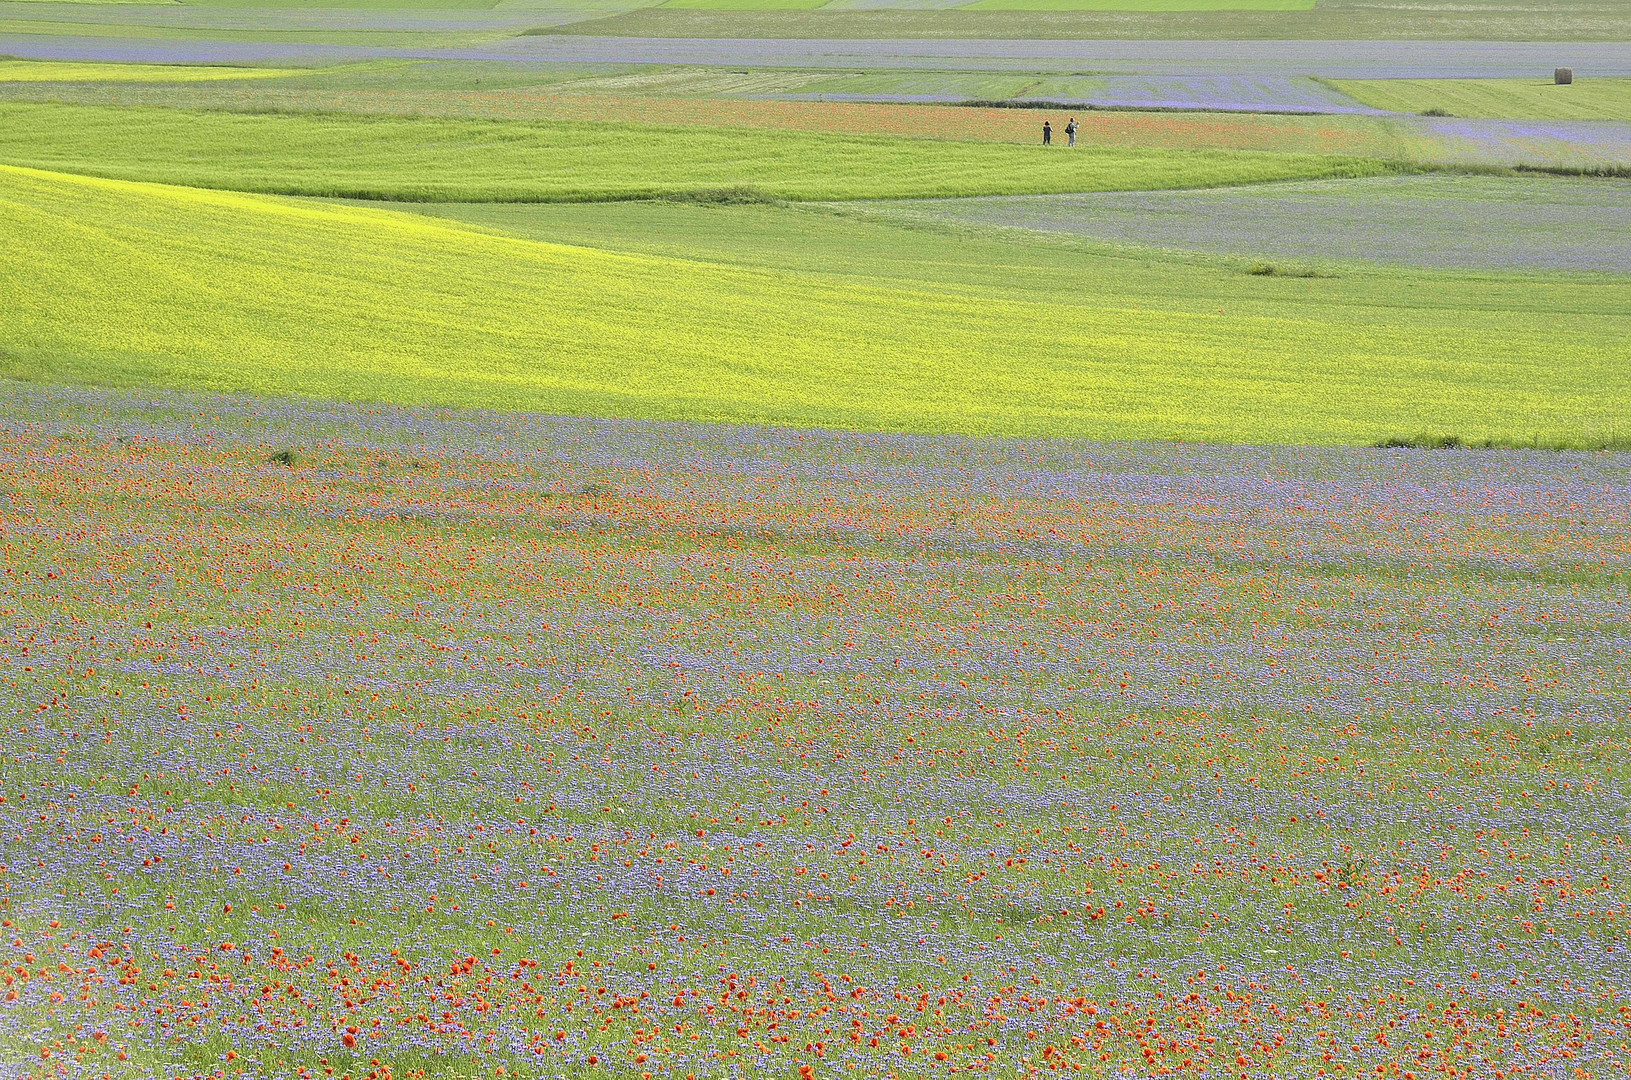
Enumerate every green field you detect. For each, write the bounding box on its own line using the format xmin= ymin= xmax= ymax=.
xmin=0 ymin=101 xmax=1394 ymax=202
xmin=1330 ymin=76 xmax=1631 ymax=121
xmin=2 ymin=0 xmax=1630 ymax=37
xmin=4 ymin=163 xmax=1626 ymax=447
xmin=960 ymin=0 xmax=1315 ymax=11
xmin=660 ymin=0 xmax=1315 ymax=9
xmin=537 ymin=66 xmax=1114 ymax=100
xmin=0 ymin=60 xmax=310 ymax=83
xmin=661 ymin=0 xmax=831 ymax=11
xmin=8 ymin=69 xmax=1631 ymax=175
xmin=553 ymin=0 xmax=1631 ymax=40
xmin=0 ymin=20 xmax=511 ymax=46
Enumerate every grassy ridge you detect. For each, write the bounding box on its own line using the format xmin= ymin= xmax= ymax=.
xmin=393 ymin=194 xmax=1630 ymax=301
xmin=3 ymin=164 xmax=1626 ymax=446
xmin=0 ymin=102 xmax=1396 ymax=202
xmin=1330 ymin=77 xmax=1631 ymax=121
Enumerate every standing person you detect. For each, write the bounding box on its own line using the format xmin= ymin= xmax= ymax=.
xmin=1065 ymin=117 xmax=1078 ymax=147
xmin=1042 ymin=120 xmax=1052 ymax=146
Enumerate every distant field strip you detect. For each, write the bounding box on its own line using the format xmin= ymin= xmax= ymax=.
xmin=3 ymin=164 xmax=1627 ymax=446
xmin=8 ymin=34 xmax=1631 ymax=75
xmin=863 ymin=174 xmax=1631 ymax=271
xmin=1063 ymin=74 xmax=1378 ymax=113
xmin=0 ymin=61 xmax=1373 ymax=112
xmin=1330 ymin=77 xmax=1631 ymax=121
xmin=659 ymin=0 xmax=1313 ymax=8
xmin=0 ymin=102 xmax=1395 ymax=201
xmin=660 ymin=0 xmax=830 ymax=9
xmin=0 ymin=60 xmax=309 ymax=82
xmin=0 ymin=85 xmax=1426 ymax=154
xmin=959 ymin=0 xmax=1314 ymax=11
xmin=0 ymin=21 xmax=501 ymax=46
xmin=548 ymin=4 xmax=1631 ymax=40
xmin=15 ymin=83 xmax=1630 ymax=170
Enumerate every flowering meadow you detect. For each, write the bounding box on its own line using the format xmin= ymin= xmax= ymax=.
xmin=3 ymin=384 xmax=1629 ymax=1080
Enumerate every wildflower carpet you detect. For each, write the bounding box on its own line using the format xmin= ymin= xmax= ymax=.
xmin=3 ymin=383 xmax=1628 ymax=1079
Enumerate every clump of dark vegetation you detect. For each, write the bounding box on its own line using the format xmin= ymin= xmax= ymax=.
xmin=1377 ymin=432 xmax=1631 ymax=451
xmin=1419 ymin=107 xmax=1454 ymax=117
xmin=1377 ymin=433 xmax=1465 ymax=449
xmin=578 ymin=480 xmax=617 ymax=496
xmin=268 ymin=448 xmax=299 ymax=466
xmin=1247 ymin=262 xmax=1330 ymax=278
xmin=662 ymin=187 xmax=783 ymax=207
xmin=1515 ymin=163 xmax=1631 ymax=179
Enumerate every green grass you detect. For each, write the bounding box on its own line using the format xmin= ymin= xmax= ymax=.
xmin=0 ymin=19 xmax=513 ymax=46
xmin=0 ymin=102 xmax=1395 ymax=202
xmin=661 ymin=0 xmax=831 ymax=10
xmin=145 ymin=0 xmax=504 ymax=9
xmin=0 ymin=60 xmax=310 ymax=84
xmin=960 ymin=0 xmax=1314 ymax=11
xmin=842 ymin=174 xmax=1631 ymax=273
xmin=16 ymin=74 xmax=1631 ymax=174
xmin=386 ymin=192 xmax=1631 ymax=310
xmin=549 ymin=0 xmax=1631 ymax=39
xmin=535 ymin=65 xmax=1084 ymax=99
xmin=4 ymin=164 xmax=1627 ymax=447
xmin=658 ymin=0 xmax=1313 ymax=8
xmin=1329 ymin=77 xmax=1631 ymax=121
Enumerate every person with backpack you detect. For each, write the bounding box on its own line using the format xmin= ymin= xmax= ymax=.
xmin=1065 ymin=117 xmax=1079 ymax=147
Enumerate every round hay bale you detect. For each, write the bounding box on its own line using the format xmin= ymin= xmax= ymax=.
xmin=1555 ymin=67 xmax=1574 ymax=84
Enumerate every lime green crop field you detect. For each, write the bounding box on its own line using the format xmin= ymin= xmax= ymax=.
xmin=0 ymin=61 xmax=310 ymax=83
xmin=4 ymin=164 xmax=1627 ymax=446
xmin=0 ymin=102 xmax=1395 ymax=202
xmin=1330 ymin=77 xmax=1631 ymax=121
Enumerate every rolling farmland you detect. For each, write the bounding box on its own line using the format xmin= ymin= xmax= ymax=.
xmin=1 ymin=3 xmax=1629 ymax=1079
xmin=4 ymin=164 xmax=1628 ymax=447
xmin=0 ymin=102 xmax=1397 ymax=201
